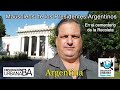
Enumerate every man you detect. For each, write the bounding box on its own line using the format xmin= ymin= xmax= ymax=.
xmin=34 ymin=19 xmax=100 ymax=79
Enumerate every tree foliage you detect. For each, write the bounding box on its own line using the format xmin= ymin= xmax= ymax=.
xmin=48 ymin=28 xmax=56 ymax=47
xmin=80 ymin=11 xmax=120 ymax=61
xmin=0 ymin=16 xmax=6 ymax=37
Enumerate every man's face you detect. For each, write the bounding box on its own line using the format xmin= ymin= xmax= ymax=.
xmin=56 ymin=22 xmax=82 ymax=61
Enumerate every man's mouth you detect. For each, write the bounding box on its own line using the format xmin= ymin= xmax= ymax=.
xmin=64 ymin=47 xmax=74 ymax=50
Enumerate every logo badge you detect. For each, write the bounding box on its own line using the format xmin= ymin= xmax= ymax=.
xmin=98 ymin=58 xmax=114 ymax=77
xmin=3 ymin=67 xmax=34 ymax=77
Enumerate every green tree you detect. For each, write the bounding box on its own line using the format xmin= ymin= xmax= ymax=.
xmin=0 ymin=16 xmax=6 ymax=37
xmin=80 ymin=11 xmax=120 ymax=71
xmin=48 ymin=27 xmax=56 ymax=48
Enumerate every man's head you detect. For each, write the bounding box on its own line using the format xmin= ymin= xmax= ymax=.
xmin=55 ymin=19 xmax=82 ymax=62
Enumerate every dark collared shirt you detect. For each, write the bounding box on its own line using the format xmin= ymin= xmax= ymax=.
xmin=34 ymin=54 xmax=100 ymax=79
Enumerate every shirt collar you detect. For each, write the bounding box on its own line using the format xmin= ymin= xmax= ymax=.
xmin=49 ymin=54 xmax=66 ymax=70
xmin=48 ymin=54 xmax=92 ymax=71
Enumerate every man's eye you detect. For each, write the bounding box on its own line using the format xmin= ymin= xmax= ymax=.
xmin=72 ymin=36 xmax=79 ymax=38
xmin=60 ymin=35 xmax=68 ymax=38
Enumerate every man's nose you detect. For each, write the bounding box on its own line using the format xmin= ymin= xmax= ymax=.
xmin=67 ymin=36 xmax=73 ymax=45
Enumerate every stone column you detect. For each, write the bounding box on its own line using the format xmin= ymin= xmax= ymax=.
xmin=36 ymin=36 xmax=40 ymax=57
xmin=28 ymin=36 xmax=32 ymax=56
xmin=21 ymin=37 xmax=25 ymax=53
xmin=45 ymin=35 xmax=48 ymax=59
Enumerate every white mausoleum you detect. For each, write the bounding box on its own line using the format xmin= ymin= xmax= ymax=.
xmin=2 ymin=22 xmax=56 ymax=59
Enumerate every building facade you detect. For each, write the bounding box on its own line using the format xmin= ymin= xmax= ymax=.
xmin=2 ymin=22 xmax=56 ymax=59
